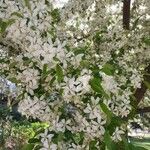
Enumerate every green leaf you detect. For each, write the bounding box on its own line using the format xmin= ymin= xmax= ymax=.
xmin=9 ymin=62 xmax=17 ymax=68
xmin=24 ymin=0 xmax=31 ymax=10
xmin=143 ymin=81 xmax=150 ymax=90
xmin=51 ymin=9 xmax=60 ymax=23
xmin=57 ymin=132 xmax=64 ymax=142
xmin=104 ymin=131 xmax=116 ymax=150
xmin=89 ymin=77 xmax=109 ymax=99
xmin=56 ymin=64 xmax=64 ymax=83
xmin=8 ymin=77 xmax=20 ymax=84
xmin=100 ymin=103 xmax=112 ymax=117
xmin=0 ymin=19 xmax=15 ymax=33
xmin=107 ymin=116 xmax=124 ymax=135
xmin=63 ymin=130 xmax=73 ymax=142
xmin=135 ymin=147 xmax=147 ymax=150
xmin=43 ymin=64 xmax=48 ymax=74
xmin=101 ymin=63 xmax=115 ymax=75
xmin=72 ymin=132 xmax=84 ymax=145
xmin=93 ymin=32 xmax=103 ymax=43
xmin=100 ymin=102 xmax=113 ymax=125
xmin=41 ymin=64 xmax=51 ymax=79
xmin=11 ymin=12 xmax=23 ymax=18
xmin=89 ymin=78 xmax=103 ymax=93
xmin=73 ymin=133 xmax=80 ymax=144
xmin=123 ymin=137 xmax=147 ymax=150
xmin=89 ymin=140 xmax=98 ymax=150
xmin=142 ymin=37 xmax=150 ymax=46
xmin=21 ymin=144 xmax=35 ymax=150
xmin=123 ymin=137 xmax=130 ymax=150
xmin=132 ymin=17 xmax=140 ymax=30
xmin=73 ymin=46 xmax=87 ymax=55
xmin=128 ymin=143 xmax=147 ymax=150
xmin=28 ymin=138 xmax=40 ymax=144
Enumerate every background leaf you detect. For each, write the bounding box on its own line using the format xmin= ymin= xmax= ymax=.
xmin=89 ymin=77 xmax=109 ymax=99
xmin=56 ymin=64 xmax=64 ymax=83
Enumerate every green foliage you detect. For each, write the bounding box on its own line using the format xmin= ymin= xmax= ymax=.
xmin=11 ymin=12 xmax=23 ymax=18
xmin=0 ymin=120 xmax=49 ymax=150
xmin=107 ymin=117 xmax=125 ymax=135
xmin=104 ymin=131 xmax=117 ymax=150
xmin=93 ymin=31 xmax=107 ymax=44
xmin=8 ymin=77 xmax=20 ymax=84
xmin=24 ymin=0 xmax=31 ymax=10
xmin=101 ymin=63 xmax=115 ymax=75
xmin=89 ymin=140 xmax=98 ymax=150
xmin=143 ymin=81 xmax=150 ymax=90
xmin=100 ymin=102 xmax=113 ymax=125
xmin=89 ymin=77 xmax=109 ymax=99
xmin=56 ymin=64 xmax=64 ymax=83
xmin=22 ymin=144 xmax=35 ymax=150
xmin=0 ymin=0 xmax=150 ymax=149
xmin=100 ymin=102 xmax=125 ymax=135
xmin=73 ymin=46 xmax=87 ymax=55
xmin=51 ymin=9 xmax=61 ymax=23
xmin=72 ymin=132 xmax=84 ymax=145
xmin=142 ymin=37 xmax=150 ymax=46
xmin=41 ymin=64 xmax=51 ymax=79
xmin=0 ymin=19 xmax=15 ymax=33
xmin=123 ymin=138 xmax=148 ymax=150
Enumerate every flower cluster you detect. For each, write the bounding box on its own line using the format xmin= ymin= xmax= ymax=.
xmin=0 ymin=0 xmax=149 ymax=149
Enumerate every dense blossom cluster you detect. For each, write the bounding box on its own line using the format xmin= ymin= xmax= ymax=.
xmin=0 ymin=0 xmax=150 ymax=149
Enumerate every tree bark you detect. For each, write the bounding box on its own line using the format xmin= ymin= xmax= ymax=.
xmin=134 ymin=64 xmax=150 ymax=104
xmin=137 ymin=107 xmax=150 ymax=114
xmin=123 ymin=0 xmax=150 ymax=113
xmin=123 ymin=0 xmax=131 ymax=30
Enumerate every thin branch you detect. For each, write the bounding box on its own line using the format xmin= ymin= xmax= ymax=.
xmin=137 ymin=107 xmax=150 ymax=114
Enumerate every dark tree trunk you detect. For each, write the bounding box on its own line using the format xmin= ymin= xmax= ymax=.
xmin=123 ymin=0 xmax=150 ymax=113
xmin=123 ymin=0 xmax=131 ymax=30
xmin=134 ymin=64 xmax=150 ymax=104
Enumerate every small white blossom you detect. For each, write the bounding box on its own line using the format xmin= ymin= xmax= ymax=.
xmin=112 ymin=127 xmax=125 ymax=142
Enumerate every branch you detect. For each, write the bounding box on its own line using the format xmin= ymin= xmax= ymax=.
xmin=137 ymin=107 xmax=150 ymax=114
xmin=134 ymin=64 xmax=150 ymax=104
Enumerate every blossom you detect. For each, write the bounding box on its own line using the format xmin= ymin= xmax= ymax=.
xmin=68 ymin=143 xmax=85 ymax=150
xmin=18 ymin=95 xmax=52 ymax=122
xmin=50 ymin=117 xmax=71 ymax=132
xmin=1 ymin=0 xmax=149 ymax=149
xmin=112 ymin=127 xmax=125 ymax=142
xmin=101 ymin=73 xmax=119 ymax=94
xmin=40 ymin=129 xmax=57 ymax=150
xmin=130 ymin=69 xmax=142 ymax=88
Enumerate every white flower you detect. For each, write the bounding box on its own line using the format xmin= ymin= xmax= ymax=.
xmin=101 ymin=73 xmax=119 ymax=94
xmin=40 ymin=129 xmax=57 ymax=150
xmin=18 ymin=68 xmax=39 ymax=92
xmin=18 ymin=95 xmax=52 ymax=121
xmin=68 ymin=143 xmax=85 ymax=150
xmin=51 ymin=117 xmax=71 ymax=133
xmin=130 ymin=69 xmax=141 ymax=88
xmin=112 ymin=127 xmax=124 ymax=142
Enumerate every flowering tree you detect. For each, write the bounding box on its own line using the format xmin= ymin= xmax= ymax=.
xmin=0 ymin=0 xmax=150 ymax=149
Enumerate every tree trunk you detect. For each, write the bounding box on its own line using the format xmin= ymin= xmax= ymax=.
xmin=123 ymin=0 xmax=150 ymax=113
xmin=123 ymin=0 xmax=131 ymax=30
